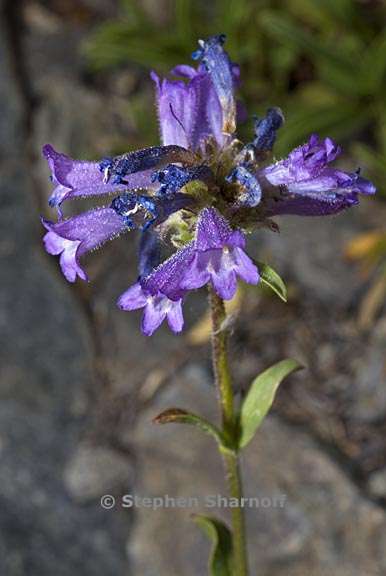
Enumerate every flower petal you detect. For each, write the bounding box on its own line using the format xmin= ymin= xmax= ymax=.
xmin=117 ymin=282 xmax=148 ymax=310
xmin=195 ymin=207 xmax=233 ymax=251
xmin=179 ymin=251 xmax=212 ymax=290
xmin=42 ymin=207 xmax=128 ymax=281
xmin=152 ymin=64 xmax=230 ymax=150
xmin=43 ymin=231 xmax=85 ymax=282
xmin=166 ymin=300 xmax=184 ymax=333
xmin=142 ymin=243 xmax=195 ymax=300
xmin=233 ymin=247 xmax=260 ymax=284
xmin=43 ymin=144 xmax=153 ymax=210
xmin=211 ymin=267 xmax=238 ymax=300
xmin=142 ymin=300 xmax=167 ymax=336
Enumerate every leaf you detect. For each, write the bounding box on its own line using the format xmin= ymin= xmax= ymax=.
xmin=193 ymin=515 xmax=233 ymax=575
xmin=260 ymin=11 xmax=356 ymax=70
xmin=359 ymin=30 xmax=386 ymax=93
xmin=239 ymin=359 xmax=302 ymax=448
xmin=153 ymin=408 xmax=229 ymax=449
xmin=256 ymin=261 xmax=287 ymax=302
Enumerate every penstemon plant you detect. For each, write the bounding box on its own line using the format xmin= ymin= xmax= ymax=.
xmin=41 ymin=35 xmax=375 ymax=576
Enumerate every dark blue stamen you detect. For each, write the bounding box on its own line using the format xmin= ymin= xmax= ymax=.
xmin=253 ymin=107 xmax=284 ymax=151
xmin=226 ymin=165 xmax=262 ymax=207
xmin=152 ymin=164 xmax=213 ymax=197
xmin=99 ymin=145 xmax=195 ymax=184
xmin=191 ymin=34 xmax=226 ymax=61
xmin=110 ymin=192 xmax=139 ymax=229
xmin=99 ymin=158 xmax=113 ymax=171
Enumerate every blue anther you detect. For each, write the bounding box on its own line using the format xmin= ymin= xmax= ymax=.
xmin=253 ymin=108 xmax=284 ymax=151
xmin=226 ymin=165 xmax=262 ymax=207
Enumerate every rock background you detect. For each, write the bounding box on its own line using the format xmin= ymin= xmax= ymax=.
xmin=1 ymin=1 xmax=386 ymax=574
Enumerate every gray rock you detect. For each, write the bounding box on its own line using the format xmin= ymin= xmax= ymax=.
xmin=254 ymin=207 xmax=368 ymax=308
xmin=0 ymin=10 xmax=131 ymax=575
xmin=64 ymin=444 xmax=134 ymax=502
xmin=368 ymin=468 xmax=386 ymax=499
xmin=351 ymin=317 xmax=386 ymax=422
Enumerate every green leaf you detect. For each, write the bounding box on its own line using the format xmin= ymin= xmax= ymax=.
xmin=239 ymin=359 xmax=302 ymax=448
xmin=153 ymin=408 xmax=231 ymax=450
xmin=256 ymin=261 xmax=287 ymax=302
xmin=359 ymin=30 xmax=386 ymax=93
xmin=260 ymin=11 xmax=356 ymax=70
xmin=193 ymin=515 xmax=233 ymax=575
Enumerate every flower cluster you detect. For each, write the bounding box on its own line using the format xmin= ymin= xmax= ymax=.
xmin=42 ymin=35 xmax=375 ymax=335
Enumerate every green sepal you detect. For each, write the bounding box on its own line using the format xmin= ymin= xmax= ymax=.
xmin=238 ymin=359 xmax=302 ymax=449
xmin=193 ymin=515 xmax=233 ymax=576
xmin=256 ymin=261 xmax=287 ymax=302
xmin=153 ymin=408 xmax=233 ymax=452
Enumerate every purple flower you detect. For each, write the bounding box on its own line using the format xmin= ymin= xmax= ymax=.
xmin=260 ymin=135 xmax=376 ymax=216
xmin=142 ymin=208 xmax=259 ymax=303
xmin=42 ymin=207 xmax=128 ymax=282
xmin=118 ymin=228 xmax=187 ymax=335
xmin=41 ymin=35 xmax=376 ymax=336
xmin=181 ymin=208 xmax=259 ymax=299
xmin=152 ymin=64 xmax=226 ymax=150
xmin=43 ymin=144 xmax=155 ymax=215
xmin=117 ymin=282 xmax=184 ymax=336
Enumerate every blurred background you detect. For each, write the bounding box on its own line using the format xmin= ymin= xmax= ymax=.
xmin=1 ymin=0 xmax=386 ymax=574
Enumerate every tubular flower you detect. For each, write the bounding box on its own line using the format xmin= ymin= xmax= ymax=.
xmin=41 ymin=35 xmax=375 ymax=335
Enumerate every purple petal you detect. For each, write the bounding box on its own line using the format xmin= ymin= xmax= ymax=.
xmin=260 ymin=134 xmax=376 ymax=216
xmin=232 ymin=247 xmax=260 ymax=284
xmin=211 ymin=268 xmax=238 ymax=300
xmin=166 ymin=299 xmax=184 ymax=333
xmin=118 ymin=281 xmax=184 ymax=336
xmin=262 ymin=135 xmax=341 ymax=186
xmin=179 ymin=251 xmax=212 ymax=291
xmin=180 ymin=244 xmax=259 ymax=299
xmin=195 ymin=207 xmax=234 ymax=251
xmin=141 ymin=294 xmax=184 ymax=336
xmin=42 ymin=207 xmax=127 ymax=281
xmin=142 ymin=243 xmax=195 ymax=301
xmin=43 ymin=231 xmax=85 ymax=282
xmin=152 ymin=66 xmax=226 ymax=150
xmin=43 ymin=144 xmax=154 ymax=209
xmin=151 ymin=71 xmax=199 ymax=149
xmin=142 ymin=302 xmax=167 ymax=336
xmin=267 ymin=195 xmax=359 ymax=217
xmin=117 ymin=282 xmax=148 ymax=310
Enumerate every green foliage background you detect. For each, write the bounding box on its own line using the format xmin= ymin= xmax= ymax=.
xmin=85 ymin=0 xmax=386 ymax=191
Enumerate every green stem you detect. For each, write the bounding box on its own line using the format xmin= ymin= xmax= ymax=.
xmin=209 ymin=287 xmax=249 ymax=576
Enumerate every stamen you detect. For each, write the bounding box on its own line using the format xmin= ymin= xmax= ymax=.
xmin=152 ymin=164 xmax=214 ymax=197
xmin=99 ymin=146 xmax=196 ymax=184
xmin=253 ymin=107 xmax=284 ymax=152
xmin=226 ymin=165 xmax=262 ymax=207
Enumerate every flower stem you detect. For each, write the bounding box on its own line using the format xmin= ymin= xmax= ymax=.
xmin=209 ymin=287 xmax=249 ymax=576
